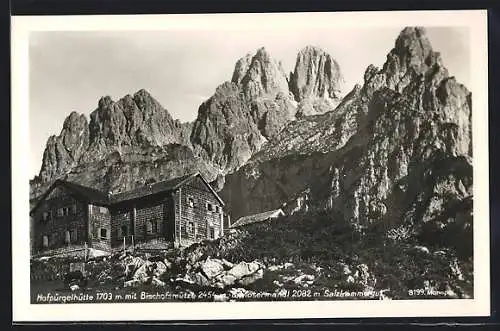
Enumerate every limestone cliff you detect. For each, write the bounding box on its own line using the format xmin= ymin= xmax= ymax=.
xmin=220 ymin=26 xmax=473 ymax=254
xmin=31 ymin=89 xmax=212 ymax=199
xmin=289 ymin=46 xmax=344 ymax=117
xmin=190 ymin=47 xmax=298 ymax=173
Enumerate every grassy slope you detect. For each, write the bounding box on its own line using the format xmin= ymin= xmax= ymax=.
xmin=191 ymin=209 xmax=473 ymax=299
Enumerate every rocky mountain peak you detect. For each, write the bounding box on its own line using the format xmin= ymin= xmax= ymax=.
xmin=134 ymin=88 xmax=152 ymax=97
xmin=221 ymin=26 xmax=473 ymax=240
xmin=231 ymin=47 xmax=291 ymax=100
xmin=367 ymin=26 xmax=449 ymax=94
xmin=394 ymin=27 xmax=432 ymax=62
xmin=289 ymin=45 xmax=343 ymax=102
xmin=98 ymin=95 xmax=114 ymax=108
xmin=62 ymin=111 xmax=87 ymax=131
xmin=36 ymin=89 xmax=196 ymax=186
xmin=38 ymin=111 xmax=90 ymax=182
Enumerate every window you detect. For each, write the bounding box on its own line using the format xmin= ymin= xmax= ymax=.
xmin=42 ymin=211 xmax=51 ymax=222
xmin=99 ymin=206 xmax=108 ymax=214
xmin=206 ymin=202 xmax=213 ymax=212
xmin=100 ymin=228 xmax=108 ymax=240
xmin=57 ymin=207 xmax=71 ymax=217
xmin=215 ymin=206 xmax=220 ymax=213
xmin=146 ymin=220 xmax=157 ymax=234
xmin=72 ymin=204 xmax=77 ymax=215
xmin=121 ymin=225 xmax=128 ymax=237
xmin=187 ymin=221 xmax=195 ymax=234
xmin=209 ymin=227 xmax=216 ymax=239
xmin=65 ymin=230 xmax=71 ymax=244
xmin=188 ymin=196 xmax=194 ymax=208
xmin=42 ymin=235 xmax=49 ymax=248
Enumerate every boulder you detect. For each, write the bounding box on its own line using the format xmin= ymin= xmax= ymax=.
xmin=268 ymin=265 xmax=281 ymax=272
xmin=153 ymin=261 xmax=168 ymax=278
xmin=123 ymin=256 xmax=146 ymax=278
xmin=151 ymin=277 xmax=166 ymax=287
xmin=413 ymin=245 xmax=430 ymax=254
xmin=163 ymin=259 xmax=173 ymax=270
xmin=293 ymin=274 xmax=315 ymax=286
xmin=273 ymin=280 xmax=284 ymax=287
xmin=176 ymin=274 xmax=196 ymax=286
xmin=214 ymin=274 xmax=238 ymax=289
xmin=133 ymin=261 xmax=154 ymax=283
xmin=353 ymin=264 xmax=372 ymax=286
xmin=220 ymin=258 xmax=234 ymax=270
xmin=228 ymin=261 xmax=262 ymax=279
xmin=239 ymin=268 xmax=264 ymax=286
xmin=124 ymin=279 xmax=142 ymax=288
xmin=201 ymin=258 xmax=225 ymax=279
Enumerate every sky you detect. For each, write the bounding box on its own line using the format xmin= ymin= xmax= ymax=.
xmin=29 ymin=26 xmax=470 ymax=178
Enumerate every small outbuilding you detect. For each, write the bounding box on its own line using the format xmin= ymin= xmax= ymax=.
xmin=230 ymin=209 xmax=285 ymax=228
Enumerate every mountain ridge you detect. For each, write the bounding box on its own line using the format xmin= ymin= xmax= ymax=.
xmin=31 ymin=44 xmax=344 ymax=199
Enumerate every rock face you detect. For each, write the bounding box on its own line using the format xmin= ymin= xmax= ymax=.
xmin=31 ymin=46 xmax=345 ymax=200
xmin=289 ymin=46 xmax=344 ymax=117
xmin=82 ymin=89 xmax=189 ymax=163
xmin=220 ymin=25 xmax=473 ymax=248
xmin=190 ymin=47 xmax=298 ymax=173
xmin=31 ymin=89 xmax=214 ymax=198
xmin=38 ymin=112 xmax=89 ymax=182
xmin=232 ymin=47 xmax=292 ymax=101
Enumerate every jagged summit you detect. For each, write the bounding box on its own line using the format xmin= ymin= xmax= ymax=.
xmin=62 ymin=111 xmax=88 ymax=130
xmin=134 ymin=88 xmax=152 ymax=97
xmin=36 ymin=89 xmax=194 ymax=184
xmin=221 ymin=26 xmax=472 ymax=234
xmin=230 ymin=46 xmax=291 ymax=101
xmin=190 ymin=46 xmax=299 ymax=173
xmin=364 ymin=26 xmax=449 ymax=94
xmin=289 ymin=45 xmax=343 ymax=102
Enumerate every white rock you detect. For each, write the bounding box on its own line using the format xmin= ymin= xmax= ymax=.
xmin=70 ymin=284 xmax=80 ymax=291
xmin=414 ymin=245 xmax=430 ymax=254
xmin=153 ymin=261 xmax=168 ymax=278
xmin=201 ymin=259 xmax=225 ymax=279
xmin=293 ymin=274 xmax=315 ymax=284
xmin=239 ymin=269 xmax=264 ymax=286
xmin=228 ymin=261 xmax=261 ymax=279
xmin=151 ymin=277 xmax=165 ymax=287
xmin=124 ymin=279 xmax=141 ymax=288
xmin=220 ymin=259 xmax=234 ymax=270
xmin=268 ymin=265 xmax=281 ymax=272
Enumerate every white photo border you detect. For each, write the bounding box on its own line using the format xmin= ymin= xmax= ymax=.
xmin=11 ymin=9 xmax=490 ymax=322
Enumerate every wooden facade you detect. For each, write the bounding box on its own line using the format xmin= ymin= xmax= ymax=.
xmin=30 ymin=173 xmax=225 ymax=254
